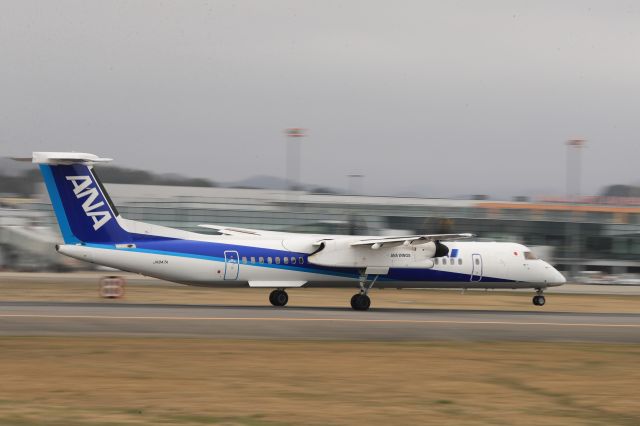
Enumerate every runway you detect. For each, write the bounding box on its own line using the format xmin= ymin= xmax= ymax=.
xmin=1 ymin=301 xmax=639 ymax=342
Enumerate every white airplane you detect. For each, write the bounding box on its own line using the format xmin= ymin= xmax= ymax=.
xmin=27 ymin=152 xmax=565 ymax=310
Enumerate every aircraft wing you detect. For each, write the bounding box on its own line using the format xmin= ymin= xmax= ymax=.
xmin=308 ymin=233 xmax=475 ymax=267
xmin=349 ymin=233 xmax=474 ymax=249
xmin=198 ymin=224 xmax=296 ymax=238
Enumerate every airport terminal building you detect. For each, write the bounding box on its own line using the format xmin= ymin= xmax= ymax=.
xmin=1 ymin=182 xmax=638 ymax=276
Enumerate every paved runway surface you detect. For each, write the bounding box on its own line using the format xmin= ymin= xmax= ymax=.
xmin=1 ymin=301 xmax=639 ymax=342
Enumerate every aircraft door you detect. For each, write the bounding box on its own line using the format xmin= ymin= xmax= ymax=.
xmin=224 ymin=250 xmax=240 ymax=280
xmin=470 ymin=253 xmax=482 ymax=282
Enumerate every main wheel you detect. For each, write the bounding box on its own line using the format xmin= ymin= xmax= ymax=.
xmin=350 ymin=294 xmax=360 ymax=309
xmin=350 ymin=294 xmax=371 ymax=311
xmin=532 ymin=295 xmax=546 ymax=306
xmin=360 ymin=294 xmax=371 ymax=310
xmin=270 ymin=289 xmax=288 ymax=307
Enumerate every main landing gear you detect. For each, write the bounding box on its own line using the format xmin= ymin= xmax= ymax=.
xmin=532 ymin=288 xmax=546 ymax=306
xmin=269 ymin=289 xmax=288 ymax=307
xmin=350 ymin=272 xmax=379 ymax=311
xmin=350 ymin=293 xmax=370 ymax=311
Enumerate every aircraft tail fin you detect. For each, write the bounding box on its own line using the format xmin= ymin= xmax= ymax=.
xmin=31 ymin=152 xmax=132 ymax=244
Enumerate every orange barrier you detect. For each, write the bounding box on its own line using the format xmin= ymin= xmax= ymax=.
xmin=99 ymin=275 xmax=126 ymax=299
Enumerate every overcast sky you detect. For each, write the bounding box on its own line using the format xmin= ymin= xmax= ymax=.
xmin=1 ymin=1 xmax=639 ymax=198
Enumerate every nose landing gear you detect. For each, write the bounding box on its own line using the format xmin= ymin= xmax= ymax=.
xmin=532 ymin=289 xmax=546 ymax=306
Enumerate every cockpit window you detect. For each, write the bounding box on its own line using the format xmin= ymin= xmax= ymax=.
xmin=524 ymin=251 xmax=538 ymax=260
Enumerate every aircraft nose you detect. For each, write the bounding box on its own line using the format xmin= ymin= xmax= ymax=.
xmin=546 ymin=264 xmax=566 ymax=285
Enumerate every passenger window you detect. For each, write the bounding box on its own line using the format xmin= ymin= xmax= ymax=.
xmin=259 ymin=257 xmax=264 ymax=264
xmin=250 ymin=257 xmax=255 ymax=264
xmin=299 ymin=257 xmax=304 ymax=264
xmin=267 ymin=257 xmax=272 ymax=264
xmin=458 ymin=258 xmax=462 ymax=265
xmin=292 ymin=257 xmax=297 ymax=265
xmin=434 ymin=258 xmax=439 ymax=265
xmin=242 ymin=256 xmax=247 ymax=264
xmin=450 ymin=258 xmax=455 ymax=265
xmin=275 ymin=257 xmax=280 ymax=264
xmin=284 ymin=257 xmax=289 ymax=264
xmin=475 ymin=258 xmax=480 ymax=265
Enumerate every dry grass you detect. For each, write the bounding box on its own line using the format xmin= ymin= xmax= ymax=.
xmin=0 ymin=338 xmax=639 ymax=425
xmin=1 ymin=273 xmax=639 ymax=313
xmin=2 ymin=274 xmax=640 ymax=424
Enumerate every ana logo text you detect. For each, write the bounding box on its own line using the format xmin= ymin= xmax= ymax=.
xmin=66 ymin=175 xmax=112 ymax=230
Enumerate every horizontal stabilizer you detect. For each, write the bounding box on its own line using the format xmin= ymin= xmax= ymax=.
xmin=22 ymin=152 xmax=113 ymax=165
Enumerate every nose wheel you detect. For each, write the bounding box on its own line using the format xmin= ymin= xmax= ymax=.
xmin=269 ymin=289 xmax=288 ymax=307
xmin=532 ymin=289 xmax=546 ymax=306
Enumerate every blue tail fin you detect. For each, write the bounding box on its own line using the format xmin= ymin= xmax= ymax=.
xmin=37 ymin=154 xmax=132 ymax=244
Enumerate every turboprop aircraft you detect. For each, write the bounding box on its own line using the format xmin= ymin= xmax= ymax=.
xmin=24 ymin=152 xmax=565 ymax=310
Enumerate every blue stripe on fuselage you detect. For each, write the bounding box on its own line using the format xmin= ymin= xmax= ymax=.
xmin=85 ymin=235 xmax=513 ymax=283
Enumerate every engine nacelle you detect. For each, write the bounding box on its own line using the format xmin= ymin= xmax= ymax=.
xmin=434 ymin=241 xmax=449 ymax=257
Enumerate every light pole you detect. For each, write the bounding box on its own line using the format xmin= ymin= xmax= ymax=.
xmin=346 ymin=174 xmax=364 ymax=235
xmin=566 ymin=139 xmax=586 ymax=278
xmin=285 ymin=128 xmax=306 ymax=191
xmin=347 ymin=174 xmax=364 ymax=195
xmin=566 ymin=139 xmax=585 ymax=202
